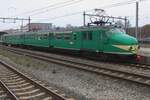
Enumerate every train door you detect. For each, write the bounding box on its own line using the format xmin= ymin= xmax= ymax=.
xmin=49 ymin=32 xmax=53 ymax=47
xmin=82 ymin=31 xmax=99 ymax=52
xmin=101 ymin=30 xmax=109 ymax=52
xmin=62 ymin=32 xmax=80 ymax=50
xmin=20 ymin=34 xmax=25 ymax=45
xmin=99 ymin=30 xmax=104 ymax=52
xmin=70 ymin=32 xmax=81 ymax=50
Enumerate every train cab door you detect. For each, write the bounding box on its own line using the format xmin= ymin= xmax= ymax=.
xmin=68 ymin=32 xmax=80 ymax=50
xmin=101 ymin=30 xmax=109 ymax=52
xmin=99 ymin=30 xmax=104 ymax=52
xmin=82 ymin=31 xmax=99 ymax=52
xmin=49 ymin=32 xmax=53 ymax=47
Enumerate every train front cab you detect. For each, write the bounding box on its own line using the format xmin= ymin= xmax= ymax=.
xmin=102 ymin=28 xmax=140 ymax=61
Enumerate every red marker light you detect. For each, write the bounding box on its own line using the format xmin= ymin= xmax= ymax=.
xmin=136 ymin=55 xmax=142 ymax=61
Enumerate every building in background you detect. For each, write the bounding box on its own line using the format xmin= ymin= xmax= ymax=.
xmin=3 ymin=29 xmax=20 ymax=34
xmin=127 ymin=24 xmax=150 ymax=40
xmin=21 ymin=23 xmax=53 ymax=32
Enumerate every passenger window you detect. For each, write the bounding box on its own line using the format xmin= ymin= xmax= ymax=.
xmin=49 ymin=33 xmax=53 ymax=37
xmin=41 ymin=34 xmax=48 ymax=39
xmin=83 ymin=31 xmax=92 ymax=40
xmin=73 ymin=34 xmax=77 ymax=40
xmin=55 ymin=33 xmax=62 ymax=39
xmin=64 ymin=33 xmax=72 ymax=40
xmin=38 ymin=35 xmax=42 ymax=40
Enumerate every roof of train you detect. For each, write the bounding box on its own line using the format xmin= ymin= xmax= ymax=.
xmin=2 ymin=26 xmax=120 ymax=36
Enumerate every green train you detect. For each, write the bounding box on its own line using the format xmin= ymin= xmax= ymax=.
xmin=1 ymin=27 xmax=139 ymax=60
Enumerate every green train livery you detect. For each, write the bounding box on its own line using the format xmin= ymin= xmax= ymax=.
xmin=1 ymin=27 xmax=139 ymax=60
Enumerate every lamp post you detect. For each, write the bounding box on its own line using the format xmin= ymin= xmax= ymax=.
xmin=135 ymin=1 xmax=139 ymax=39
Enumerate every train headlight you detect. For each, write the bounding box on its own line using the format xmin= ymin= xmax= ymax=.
xmin=138 ymin=45 xmax=140 ymax=49
xmin=129 ymin=46 xmax=133 ymax=51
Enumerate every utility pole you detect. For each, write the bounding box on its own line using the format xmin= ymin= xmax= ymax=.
xmin=135 ymin=1 xmax=139 ymax=39
xmin=83 ymin=11 xmax=86 ymax=26
xmin=28 ymin=16 xmax=31 ymax=32
xmin=21 ymin=19 xmax=23 ymax=32
xmin=0 ymin=17 xmax=31 ymax=32
xmin=124 ymin=17 xmax=127 ymax=32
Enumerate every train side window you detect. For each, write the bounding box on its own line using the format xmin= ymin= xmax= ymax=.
xmin=64 ymin=33 xmax=71 ymax=40
xmin=39 ymin=34 xmax=48 ymax=40
xmin=73 ymin=34 xmax=77 ymax=40
xmin=43 ymin=34 xmax=48 ymax=39
xmin=38 ymin=35 xmax=42 ymax=40
xmin=55 ymin=33 xmax=62 ymax=39
xmin=49 ymin=33 xmax=53 ymax=37
xmin=83 ymin=31 xmax=92 ymax=40
xmin=83 ymin=33 xmax=86 ymax=40
xmin=88 ymin=32 xmax=92 ymax=40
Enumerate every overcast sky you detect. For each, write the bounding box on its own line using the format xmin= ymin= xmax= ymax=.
xmin=0 ymin=0 xmax=150 ymax=30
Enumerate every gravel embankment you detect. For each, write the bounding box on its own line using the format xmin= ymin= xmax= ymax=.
xmin=7 ymin=47 xmax=150 ymax=76
xmin=140 ymin=44 xmax=150 ymax=48
xmin=0 ymin=49 xmax=150 ymax=100
xmin=139 ymin=47 xmax=150 ymax=57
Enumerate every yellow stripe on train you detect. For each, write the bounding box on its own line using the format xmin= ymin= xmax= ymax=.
xmin=112 ymin=45 xmax=139 ymax=54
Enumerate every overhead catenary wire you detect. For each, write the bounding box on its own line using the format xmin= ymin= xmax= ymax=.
xmin=29 ymin=0 xmax=84 ymax=17
xmin=15 ymin=0 xmax=137 ymax=18
xmin=35 ymin=11 xmax=84 ymax=21
xmin=31 ymin=0 xmax=137 ymax=18
xmin=3 ymin=0 xmax=148 ymax=30
xmin=14 ymin=0 xmax=147 ymax=20
xmin=13 ymin=0 xmax=74 ymax=16
xmin=34 ymin=0 xmax=144 ymax=22
xmin=13 ymin=0 xmax=84 ymax=17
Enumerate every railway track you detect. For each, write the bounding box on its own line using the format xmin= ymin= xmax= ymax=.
xmin=0 ymin=60 xmax=74 ymax=100
xmin=0 ymin=79 xmax=17 ymax=100
xmin=2 ymin=45 xmax=150 ymax=70
xmin=1 ymin=46 xmax=150 ymax=87
xmin=2 ymin=45 xmax=150 ymax=68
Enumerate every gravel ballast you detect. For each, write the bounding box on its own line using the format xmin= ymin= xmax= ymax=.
xmin=4 ymin=46 xmax=150 ymax=76
xmin=0 ymin=48 xmax=150 ymax=100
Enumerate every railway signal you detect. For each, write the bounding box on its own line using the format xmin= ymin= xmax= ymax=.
xmin=0 ymin=17 xmax=31 ymax=32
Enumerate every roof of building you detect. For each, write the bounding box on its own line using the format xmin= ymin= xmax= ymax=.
xmin=0 ymin=32 xmax=8 ymax=36
xmin=27 ymin=23 xmax=52 ymax=25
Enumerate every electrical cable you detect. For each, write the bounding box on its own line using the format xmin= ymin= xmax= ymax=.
xmin=13 ymin=0 xmax=83 ymax=17
xmin=29 ymin=0 xmax=84 ymax=17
